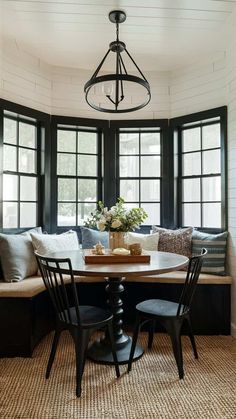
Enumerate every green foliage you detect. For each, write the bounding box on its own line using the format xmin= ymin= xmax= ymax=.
xmin=84 ymin=197 xmax=148 ymax=232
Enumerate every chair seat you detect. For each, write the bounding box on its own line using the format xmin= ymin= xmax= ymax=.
xmin=61 ymin=305 xmax=113 ymax=327
xmin=136 ymin=299 xmax=185 ymax=317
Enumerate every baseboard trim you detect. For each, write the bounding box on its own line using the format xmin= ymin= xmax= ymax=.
xmin=231 ymin=322 xmax=236 ymax=337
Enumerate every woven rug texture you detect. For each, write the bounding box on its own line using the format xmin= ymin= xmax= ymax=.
xmin=0 ymin=332 xmax=236 ymax=419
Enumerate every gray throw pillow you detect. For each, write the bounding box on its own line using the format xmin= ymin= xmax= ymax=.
xmin=0 ymin=227 xmax=42 ymax=282
xmin=80 ymin=227 xmax=109 ymax=249
xmin=192 ymin=230 xmax=228 ymax=275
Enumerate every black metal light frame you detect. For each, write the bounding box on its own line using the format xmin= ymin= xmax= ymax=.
xmin=84 ymin=10 xmax=151 ymax=113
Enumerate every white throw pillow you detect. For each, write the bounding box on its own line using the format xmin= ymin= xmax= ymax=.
xmin=31 ymin=231 xmax=79 ymax=255
xmin=125 ymin=232 xmax=159 ymax=251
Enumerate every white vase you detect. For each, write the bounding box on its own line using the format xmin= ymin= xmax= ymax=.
xmin=109 ymin=232 xmax=127 ymax=250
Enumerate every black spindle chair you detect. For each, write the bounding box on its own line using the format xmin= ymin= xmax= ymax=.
xmin=128 ymin=248 xmax=207 ymax=379
xmin=36 ymin=253 xmax=120 ymax=397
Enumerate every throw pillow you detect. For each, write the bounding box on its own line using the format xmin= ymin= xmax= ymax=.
xmin=125 ymin=232 xmax=159 ymax=251
xmin=0 ymin=227 xmax=42 ymax=283
xmin=31 ymin=230 xmax=79 ymax=255
xmin=192 ymin=230 xmax=228 ymax=275
xmin=152 ymin=226 xmax=193 ymax=259
xmin=80 ymin=227 xmax=109 ymax=249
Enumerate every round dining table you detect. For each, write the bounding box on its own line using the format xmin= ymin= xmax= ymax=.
xmin=49 ymin=249 xmax=189 ymax=365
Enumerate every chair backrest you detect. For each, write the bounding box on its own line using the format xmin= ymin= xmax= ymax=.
xmin=35 ymin=252 xmax=81 ymax=327
xmin=177 ymin=248 xmax=207 ymax=316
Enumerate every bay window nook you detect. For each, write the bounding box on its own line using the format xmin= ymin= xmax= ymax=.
xmin=1 ymin=1 xmax=236 ymax=416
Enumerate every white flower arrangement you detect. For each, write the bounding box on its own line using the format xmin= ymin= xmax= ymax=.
xmin=84 ymin=197 xmax=148 ymax=232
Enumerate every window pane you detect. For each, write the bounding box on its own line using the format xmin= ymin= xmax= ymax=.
xmin=78 ymin=203 xmax=97 ymax=225
xmin=3 ymin=145 xmax=17 ymax=171
xmin=182 ymin=127 xmax=201 ymax=152
xmin=182 ymin=203 xmax=201 ymax=227
xmin=58 ymin=178 xmax=76 ymax=201
xmin=58 ymin=203 xmax=76 ymax=226
xmin=203 ymin=203 xmax=221 ymax=228
xmin=202 ymin=177 xmax=221 ymax=202
xmin=78 ymin=132 xmax=97 ymax=154
xmin=20 ymin=176 xmax=37 ymax=201
xmin=202 ymin=124 xmax=220 ymax=149
xmin=124 ymin=202 xmax=139 ymax=211
xmin=140 ymin=133 xmax=160 ymax=155
xmin=120 ymin=133 xmax=139 ymax=154
xmin=183 ymin=152 xmax=201 ymax=176
xmin=19 ymin=148 xmax=36 ymax=173
xmin=3 ymin=174 xmax=18 ymax=200
xmin=20 ymin=203 xmax=37 ymax=227
xmin=57 ymin=153 xmax=76 ymax=175
xmin=141 ymin=179 xmax=160 ymax=202
xmin=202 ymin=149 xmax=220 ymax=174
xmin=77 ymin=155 xmax=97 ymax=176
xmin=183 ymin=178 xmax=200 ymax=202
xmin=141 ymin=156 xmax=160 ymax=177
xmin=78 ymin=179 xmax=97 ymax=201
xmin=3 ymin=202 xmax=18 ymax=228
xmin=120 ymin=179 xmax=139 ymax=202
xmin=58 ymin=130 xmax=76 ymax=153
xmin=19 ymin=123 xmax=36 ymax=148
xmin=141 ymin=203 xmax=160 ymax=225
xmin=120 ymin=156 xmax=139 ymax=177
xmin=4 ymin=118 xmax=17 ymax=144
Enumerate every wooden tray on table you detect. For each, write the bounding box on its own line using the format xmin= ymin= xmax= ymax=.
xmin=83 ymin=249 xmax=150 ymax=264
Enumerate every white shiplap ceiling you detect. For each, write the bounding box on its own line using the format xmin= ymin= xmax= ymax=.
xmin=2 ymin=0 xmax=236 ymax=71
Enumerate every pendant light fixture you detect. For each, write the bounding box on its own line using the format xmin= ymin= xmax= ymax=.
xmin=84 ymin=10 xmax=151 ymax=113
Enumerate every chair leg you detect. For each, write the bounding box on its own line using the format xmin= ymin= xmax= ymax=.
xmin=148 ymin=320 xmax=156 ymax=349
xmin=73 ymin=330 xmax=90 ymax=398
xmin=107 ymin=321 xmax=120 ymax=378
xmin=46 ymin=328 xmax=61 ymax=379
xmin=165 ymin=321 xmax=184 ymax=380
xmin=127 ymin=314 xmax=141 ymax=373
xmin=186 ymin=315 xmax=198 ymax=359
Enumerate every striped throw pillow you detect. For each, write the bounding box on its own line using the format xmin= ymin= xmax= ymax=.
xmin=192 ymin=230 xmax=228 ymax=275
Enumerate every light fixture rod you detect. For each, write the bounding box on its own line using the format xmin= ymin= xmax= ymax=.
xmin=124 ymin=48 xmax=149 ymax=83
xmin=91 ymin=49 xmax=111 ymax=80
xmin=119 ymin=53 xmax=128 ymax=75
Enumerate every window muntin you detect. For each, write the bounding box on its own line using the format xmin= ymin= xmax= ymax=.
xmin=3 ymin=115 xmax=39 ymax=229
xmin=57 ymin=128 xmax=100 ymax=227
xmin=181 ymin=119 xmax=222 ymax=228
xmin=118 ymin=130 xmax=161 ymax=226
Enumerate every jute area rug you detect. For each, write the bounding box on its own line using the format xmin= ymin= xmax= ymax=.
xmin=0 ymin=332 xmax=236 ymax=419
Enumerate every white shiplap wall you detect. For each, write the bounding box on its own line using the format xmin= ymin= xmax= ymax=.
xmin=1 ymin=39 xmax=171 ymax=119
xmin=1 ymin=39 xmax=52 ymax=114
xmin=1 ymin=38 xmax=236 ymax=336
xmin=226 ymin=42 xmax=236 ymax=337
xmin=170 ymin=52 xmax=227 ymax=117
xmin=51 ymin=67 xmax=171 ymax=120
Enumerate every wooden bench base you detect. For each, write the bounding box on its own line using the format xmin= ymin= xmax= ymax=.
xmin=0 ymin=273 xmax=232 ymax=357
xmin=0 ymin=291 xmax=54 ymax=357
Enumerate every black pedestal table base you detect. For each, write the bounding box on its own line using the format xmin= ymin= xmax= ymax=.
xmin=87 ymin=276 xmax=144 ymax=365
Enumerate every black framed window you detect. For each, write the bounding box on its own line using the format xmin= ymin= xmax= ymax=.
xmin=176 ymin=108 xmax=227 ymax=230
xmin=2 ymin=112 xmax=40 ymax=229
xmin=56 ymin=126 xmax=102 ymax=227
xmin=117 ymin=128 xmax=161 ymax=226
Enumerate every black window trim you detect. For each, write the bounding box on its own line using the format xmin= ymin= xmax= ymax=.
xmin=0 ymin=99 xmax=51 ymax=234
xmin=0 ymin=100 xmax=227 ymax=235
xmin=170 ymin=106 xmax=227 ymax=233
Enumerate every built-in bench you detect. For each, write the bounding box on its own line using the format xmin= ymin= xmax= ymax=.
xmin=0 ymin=272 xmax=232 ymax=357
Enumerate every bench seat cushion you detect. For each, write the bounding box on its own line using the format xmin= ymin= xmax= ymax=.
xmin=0 ymin=272 xmax=232 ymax=298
